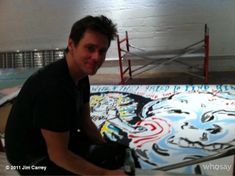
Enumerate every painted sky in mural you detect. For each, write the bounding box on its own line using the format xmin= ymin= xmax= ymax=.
xmin=90 ymin=85 xmax=235 ymax=173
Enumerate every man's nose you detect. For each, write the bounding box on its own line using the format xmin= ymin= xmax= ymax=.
xmin=92 ymin=51 xmax=102 ymax=61
xmin=92 ymin=51 xmax=104 ymax=62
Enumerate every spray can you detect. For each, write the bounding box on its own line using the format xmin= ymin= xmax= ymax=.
xmin=124 ymin=148 xmax=135 ymax=175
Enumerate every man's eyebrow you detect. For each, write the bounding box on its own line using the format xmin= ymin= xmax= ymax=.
xmin=85 ymin=43 xmax=108 ymax=49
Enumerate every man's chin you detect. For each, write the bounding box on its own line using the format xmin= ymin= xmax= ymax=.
xmin=87 ymin=70 xmax=97 ymax=76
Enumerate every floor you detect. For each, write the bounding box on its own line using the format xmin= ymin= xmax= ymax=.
xmin=88 ymin=59 xmax=235 ymax=85
xmin=0 ymin=153 xmax=18 ymax=176
xmin=90 ymin=70 xmax=235 ymax=85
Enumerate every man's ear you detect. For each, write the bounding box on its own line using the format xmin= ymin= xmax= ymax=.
xmin=67 ymin=38 xmax=74 ymax=53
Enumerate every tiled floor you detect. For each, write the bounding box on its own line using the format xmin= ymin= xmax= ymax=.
xmin=89 ymin=59 xmax=235 ymax=85
xmin=89 ymin=71 xmax=235 ymax=85
xmin=0 ymin=153 xmax=18 ymax=176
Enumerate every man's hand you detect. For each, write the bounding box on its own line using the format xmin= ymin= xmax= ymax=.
xmin=82 ymin=103 xmax=106 ymax=144
xmin=41 ymin=129 xmax=115 ymax=175
xmin=104 ymin=169 xmax=128 ymax=176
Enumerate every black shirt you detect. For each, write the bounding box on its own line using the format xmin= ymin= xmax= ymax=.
xmin=5 ymin=58 xmax=90 ymax=165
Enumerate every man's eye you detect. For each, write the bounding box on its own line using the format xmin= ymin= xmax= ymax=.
xmin=86 ymin=46 xmax=95 ymax=52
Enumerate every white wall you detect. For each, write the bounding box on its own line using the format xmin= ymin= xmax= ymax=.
xmin=0 ymin=0 xmax=235 ymax=59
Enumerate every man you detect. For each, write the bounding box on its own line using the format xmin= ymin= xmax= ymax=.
xmin=5 ymin=15 xmax=127 ymax=175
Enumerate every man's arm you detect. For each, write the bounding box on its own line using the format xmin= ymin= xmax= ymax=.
xmin=82 ymin=103 xmax=106 ymax=144
xmin=41 ymin=129 xmax=126 ymax=175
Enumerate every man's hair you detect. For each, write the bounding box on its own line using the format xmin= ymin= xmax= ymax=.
xmin=66 ymin=15 xmax=117 ymax=53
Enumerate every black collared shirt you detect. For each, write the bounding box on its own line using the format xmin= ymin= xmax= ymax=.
xmin=5 ymin=58 xmax=90 ymax=164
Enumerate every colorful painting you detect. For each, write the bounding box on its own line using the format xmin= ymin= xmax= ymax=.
xmin=90 ymin=85 xmax=235 ymax=174
xmin=1 ymin=83 xmax=234 ymax=175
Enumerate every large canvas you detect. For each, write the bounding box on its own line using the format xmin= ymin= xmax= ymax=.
xmin=90 ymin=85 xmax=235 ymax=175
xmin=0 ymin=76 xmax=234 ymax=175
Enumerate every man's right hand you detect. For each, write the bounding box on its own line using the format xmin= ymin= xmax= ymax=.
xmin=104 ymin=169 xmax=128 ymax=176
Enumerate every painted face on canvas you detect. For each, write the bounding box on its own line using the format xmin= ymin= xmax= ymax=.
xmin=142 ymin=92 xmax=235 ymax=150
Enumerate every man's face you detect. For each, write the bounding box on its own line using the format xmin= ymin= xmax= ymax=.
xmin=69 ymin=29 xmax=109 ymax=75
